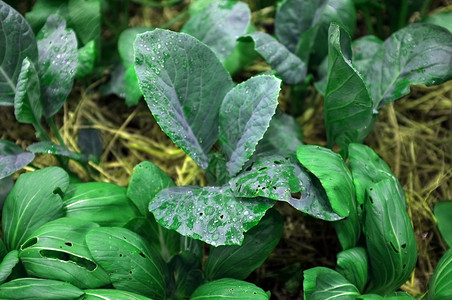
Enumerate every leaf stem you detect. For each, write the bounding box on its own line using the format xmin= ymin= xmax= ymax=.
xmin=33 ymin=121 xmax=50 ymax=142
xmin=362 ymin=8 xmax=375 ymax=35
xmin=47 ymin=118 xmax=67 ymax=149
xmin=420 ymin=0 xmax=432 ymax=19
xmin=398 ymin=0 xmax=409 ymax=30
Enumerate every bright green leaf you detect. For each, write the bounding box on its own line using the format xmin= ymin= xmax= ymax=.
xmin=68 ymin=0 xmax=100 ymax=46
xmin=119 ymin=27 xmax=153 ymax=67
xmin=134 ymin=29 xmax=233 ymax=169
xmin=303 ymin=267 xmax=360 ymax=300
xmin=19 ymin=218 xmax=110 ymax=289
xmin=149 ymin=185 xmax=274 ymax=246
xmin=219 ymin=75 xmax=281 ymax=176
xmin=364 ymin=179 xmax=417 ymax=294
xmin=0 ymin=250 xmax=19 ymax=284
xmin=124 ymin=65 xmax=142 ymax=106
xmin=25 ymin=0 xmax=69 ymax=33
xmin=0 ymin=1 xmax=38 ymax=105
xmin=86 ymin=227 xmax=168 ymax=299
xmin=428 ymin=249 xmax=452 ymax=300
xmin=182 ymin=1 xmax=251 ymax=62
xmin=76 ymin=40 xmax=97 ymax=78
xmin=191 ymin=278 xmax=269 ymax=300
xmin=2 ymin=167 xmax=69 ymax=250
xmin=0 ymin=140 xmax=34 ymax=179
xmin=27 ymin=141 xmax=86 ymax=164
xmin=82 ymin=289 xmax=153 ymax=300
xmin=336 ymin=247 xmax=369 ymax=293
xmin=0 ymin=278 xmax=84 ymax=299
xmin=425 ymin=11 xmax=452 ymax=33
xmin=434 ymin=201 xmax=452 ymax=248
xmin=14 ymin=58 xmax=41 ymax=125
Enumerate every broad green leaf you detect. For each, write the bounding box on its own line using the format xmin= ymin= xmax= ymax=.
xmin=303 ymin=267 xmax=360 ymax=299
xmin=361 ymin=23 xmax=452 ymax=109
xmin=14 ymin=58 xmax=41 ymax=124
xmin=19 ymin=218 xmax=110 ymax=289
xmin=239 ymin=32 xmax=306 ymax=84
xmin=2 ymin=167 xmax=69 ymax=250
xmin=82 ymin=289 xmax=153 ymax=300
xmin=297 ymin=145 xmax=360 ymax=250
xmin=149 ymin=185 xmax=274 ymax=246
xmin=223 ymin=31 xmax=259 ymax=75
xmin=98 ymin=63 xmax=126 ymax=98
xmin=349 ymin=143 xmax=406 ymax=218
xmin=0 ymin=140 xmax=35 ymax=179
xmin=0 ymin=278 xmax=83 ymax=299
xmin=0 ymin=176 xmax=13 ymax=207
xmin=0 ymin=1 xmax=38 ymax=105
xmin=27 ymin=141 xmax=86 ymax=164
xmin=336 ymin=247 xmax=368 ymax=293
xmin=182 ymin=1 xmax=251 ymax=62
xmin=37 ymin=15 xmax=77 ymax=118
xmin=188 ymin=0 xmax=217 ymax=15
xmin=206 ymin=152 xmax=229 ymax=186
xmin=134 ymin=29 xmax=233 ymax=169
xmin=351 ymin=35 xmax=383 ymax=82
xmin=25 ymin=0 xmax=69 ymax=33
xmin=127 ymin=161 xmax=176 ymax=216
xmin=425 ymin=11 xmax=452 ymax=33
xmin=229 ymin=154 xmax=342 ymax=221
xmin=124 ymin=65 xmax=143 ymax=106
xmin=68 ymin=0 xmax=101 ymax=46
xmin=324 ymin=24 xmax=374 ymax=150
xmin=205 ymin=209 xmax=283 ymax=280
xmin=428 ymin=249 xmax=452 ymax=300
xmin=76 ymin=40 xmax=97 ymax=78
xmin=0 ymin=238 xmax=6 ymax=260
xmin=358 ymin=292 xmax=416 ymax=299
xmin=0 ymin=250 xmax=19 ymax=284
xmin=191 ymin=278 xmax=269 ymax=300
xmin=364 ymin=179 xmax=417 ymax=294
xmin=63 ymin=182 xmax=139 ymax=227
xmin=219 ymin=75 xmax=281 ymax=176
xmin=86 ymin=227 xmax=168 ymax=299
xmin=434 ymin=201 xmax=452 ymax=248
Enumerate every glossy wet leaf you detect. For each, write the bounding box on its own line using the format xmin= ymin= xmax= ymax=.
xmin=135 ymin=29 xmax=233 ymax=168
xmin=336 ymin=247 xmax=368 ymax=293
xmin=36 ymin=15 xmax=77 ymax=118
xmin=364 ymin=179 xmax=417 ymax=294
xmin=205 ymin=209 xmax=283 ymax=280
xmin=303 ymin=267 xmax=360 ymax=300
xmin=150 ymin=185 xmax=274 ymax=246
xmin=297 ymin=145 xmax=359 ymax=250
xmin=206 ymin=153 xmax=229 ymax=186
xmin=230 ymin=154 xmax=342 ymax=221
xmin=0 ymin=250 xmax=19 ymax=284
xmin=219 ymin=75 xmax=281 ymax=176
xmin=434 ymin=201 xmax=452 ymax=248
xmin=2 ymin=167 xmax=69 ymax=250
xmin=14 ymin=58 xmax=41 ymax=125
xmin=27 ymin=141 xmax=86 ymax=164
xmin=19 ymin=218 xmax=110 ymax=289
xmin=351 ymin=35 xmax=383 ymax=82
xmin=191 ymin=278 xmax=269 ymax=300
xmin=0 ymin=278 xmax=83 ymax=299
xmin=76 ymin=40 xmax=97 ymax=78
xmin=86 ymin=227 xmax=168 ymax=299
xmin=324 ymin=24 xmax=373 ymax=150
xmin=68 ymin=0 xmax=100 ymax=46
xmin=360 ymin=23 xmax=452 ymax=109
xmin=0 ymin=140 xmax=35 ymax=179
xmin=63 ymin=182 xmax=139 ymax=227
xmin=82 ymin=289 xmax=153 ymax=300
xmin=0 ymin=1 xmax=38 ymax=105
xmin=428 ymin=249 xmax=452 ymax=300
xmin=127 ymin=161 xmax=176 ymax=216
xmin=182 ymin=1 xmax=251 ymax=62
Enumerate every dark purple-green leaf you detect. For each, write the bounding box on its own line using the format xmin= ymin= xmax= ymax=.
xmin=0 ymin=140 xmax=34 ymax=179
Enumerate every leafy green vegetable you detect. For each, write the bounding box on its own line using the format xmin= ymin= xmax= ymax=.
xmin=134 ymin=29 xmax=233 ymax=169
xmin=205 ymin=209 xmax=283 ymax=280
xmin=336 ymin=247 xmax=368 ymax=293
xmin=81 ymin=289 xmax=153 ymax=300
xmin=86 ymin=227 xmax=168 ymax=299
xmin=0 ymin=278 xmax=84 ymax=299
xmin=182 ymin=1 xmax=251 ymax=63
xmin=0 ymin=140 xmax=34 ymax=179
xmin=36 ymin=15 xmax=77 ymax=118
xmin=27 ymin=141 xmax=86 ymax=164
xmin=68 ymin=0 xmax=101 ymax=46
xmin=19 ymin=218 xmax=110 ymax=289
xmin=149 ymin=185 xmax=274 ymax=246
xmin=219 ymin=75 xmax=281 ymax=176
xmin=191 ymin=278 xmax=269 ymax=300
xmin=0 ymin=1 xmax=38 ymax=105
xmin=25 ymin=0 xmax=69 ymax=33
xmin=434 ymin=201 xmax=452 ymax=248
xmin=14 ymin=58 xmax=41 ymax=125
xmin=364 ymin=179 xmax=417 ymax=294
xmin=76 ymin=40 xmax=97 ymax=78
xmin=0 ymin=176 xmax=13 ymax=207
xmin=2 ymin=167 xmax=69 ymax=250
xmin=303 ymin=267 xmax=360 ymax=299
xmin=428 ymin=249 xmax=452 ymax=300
xmin=425 ymin=10 xmax=452 ymax=33
xmin=0 ymin=250 xmax=19 ymax=284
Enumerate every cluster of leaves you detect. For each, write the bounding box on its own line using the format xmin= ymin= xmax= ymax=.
xmin=1 ymin=0 xmax=452 ymax=298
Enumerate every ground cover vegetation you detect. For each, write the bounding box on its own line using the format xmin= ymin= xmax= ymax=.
xmin=0 ymin=0 xmax=451 ymax=298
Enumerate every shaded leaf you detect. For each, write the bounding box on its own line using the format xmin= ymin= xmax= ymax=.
xmin=82 ymin=289 xmax=153 ymax=300
xmin=182 ymin=1 xmax=251 ymax=62
xmin=14 ymin=58 xmax=41 ymax=124
xmin=239 ymin=32 xmax=306 ymax=84
xmin=77 ymin=127 xmax=102 ymax=163
xmin=0 ymin=278 xmax=83 ymax=299
xmin=0 ymin=250 xmax=19 ymax=284
xmin=0 ymin=140 xmax=34 ymax=179
xmin=86 ymin=227 xmax=168 ymax=299
xmin=2 ymin=167 xmax=69 ymax=250
xmin=0 ymin=176 xmax=14 ymax=208
xmin=27 ymin=141 xmax=86 ymax=164
xmin=76 ymin=40 xmax=97 ymax=78
xmin=25 ymin=0 xmax=69 ymax=33
xmin=0 ymin=1 xmax=38 ymax=105
xmin=303 ymin=267 xmax=360 ymax=299
xmin=219 ymin=75 xmax=281 ymax=176
xmin=434 ymin=201 xmax=452 ymax=248
xmin=206 ymin=153 xmax=229 ymax=186
xmin=36 ymin=15 xmax=77 ymax=118
xmin=119 ymin=27 xmax=153 ymax=67
xmin=336 ymin=247 xmax=369 ymax=293
xmin=134 ymin=29 xmax=233 ymax=168
xmin=68 ymin=0 xmax=100 ymax=46
xmin=150 ymin=185 xmax=274 ymax=246
xmin=428 ymin=249 xmax=452 ymax=300
xmin=19 ymin=218 xmax=110 ymax=289
xmin=351 ymin=35 xmax=383 ymax=82
xmin=191 ymin=278 xmax=269 ymax=300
